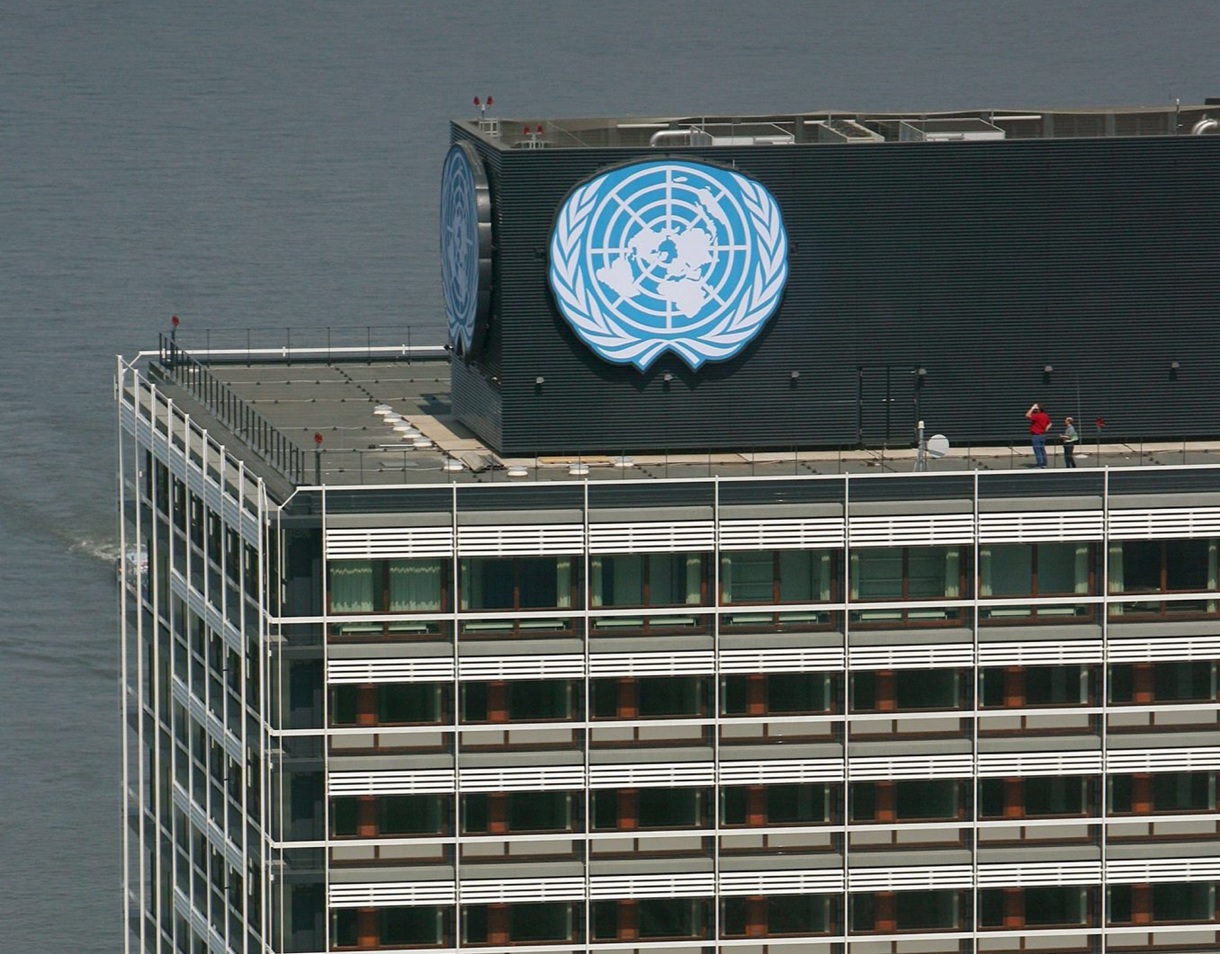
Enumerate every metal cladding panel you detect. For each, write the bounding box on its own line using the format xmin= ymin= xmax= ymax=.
xmin=450 ymin=128 xmax=1220 ymax=455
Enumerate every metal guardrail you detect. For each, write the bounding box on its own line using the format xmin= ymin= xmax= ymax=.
xmin=159 ymin=334 xmax=308 ymax=483
xmin=155 ymin=330 xmax=449 ymax=485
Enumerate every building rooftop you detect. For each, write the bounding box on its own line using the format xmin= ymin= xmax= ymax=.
xmin=142 ymin=344 xmax=1220 ymax=499
xmin=460 ymin=103 xmax=1220 ymax=151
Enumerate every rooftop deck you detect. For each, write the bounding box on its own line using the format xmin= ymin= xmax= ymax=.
xmin=143 ymin=344 xmax=1220 ymax=495
xmin=460 ymin=103 xmax=1220 ymax=151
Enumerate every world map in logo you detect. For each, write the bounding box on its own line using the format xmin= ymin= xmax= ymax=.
xmin=440 ymin=142 xmax=491 ymax=357
xmin=549 ymin=160 xmax=788 ymax=370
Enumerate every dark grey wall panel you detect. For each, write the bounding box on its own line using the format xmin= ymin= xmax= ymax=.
xmin=450 ymin=128 xmax=1220 ymax=455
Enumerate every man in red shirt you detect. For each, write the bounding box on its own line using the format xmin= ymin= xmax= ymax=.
xmin=1026 ymin=402 xmax=1052 ymax=468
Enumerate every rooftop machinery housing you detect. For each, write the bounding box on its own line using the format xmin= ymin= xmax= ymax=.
xmin=444 ymin=104 xmax=1220 ymax=454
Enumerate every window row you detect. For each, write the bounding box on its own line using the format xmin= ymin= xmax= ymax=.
xmin=332 ymin=884 xmax=1219 ymax=948
xmin=327 ymin=540 xmax=1220 ymax=613
xmin=328 ymin=772 xmax=1218 ymax=838
xmin=329 ymin=663 xmax=1220 ymax=726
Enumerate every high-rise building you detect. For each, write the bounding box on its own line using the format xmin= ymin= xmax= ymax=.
xmin=120 ymin=104 xmax=1220 ymax=954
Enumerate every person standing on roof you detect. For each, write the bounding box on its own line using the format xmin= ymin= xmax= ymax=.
xmin=1026 ymin=402 xmax=1052 ymax=468
xmin=1061 ymin=416 xmax=1079 ymax=468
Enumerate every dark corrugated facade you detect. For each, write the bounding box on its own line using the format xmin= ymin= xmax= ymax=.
xmin=449 ymin=123 xmax=1220 ymax=455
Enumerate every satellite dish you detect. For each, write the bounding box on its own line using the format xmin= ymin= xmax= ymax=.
xmin=926 ymin=434 xmax=950 ymax=459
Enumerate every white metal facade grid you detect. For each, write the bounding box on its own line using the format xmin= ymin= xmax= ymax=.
xmin=119 ymin=367 xmax=1220 ymax=954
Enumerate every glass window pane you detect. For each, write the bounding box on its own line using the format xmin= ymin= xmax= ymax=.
xmin=592 ymin=555 xmax=643 ymax=607
xmin=1037 ymin=543 xmax=1080 ymax=595
xmin=330 ymin=561 xmax=376 ymax=613
xmin=519 ymin=557 xmax=560 ymax=609
xmin=507 ymin=680 xmax=573 ymax=720
xmin=852 ymin=549 xmax=903 ymax=600
xmin=896 ymin=780 xmax=959 ymax=820
xmin=381 ymin=795 xmax=442 ymax=834
xmin=388 ymin=559 xmax=443 ymax=611
xmin=380 ymin=683 xmax=442 ymax=724
xmin=1165 ymin=539 xmax=1212 ymax=590
xmin=721 ymin=551 xmax=774 ymax=603
xmin=984 ymin=545 xmax=1032 ymax=597
xmin=895 ymin=669 xmax=960 ymax=709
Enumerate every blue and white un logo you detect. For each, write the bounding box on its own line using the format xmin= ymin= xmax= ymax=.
xmin=549 ymin=160 xmax=787 ymax=370
xmin=440 ymin=142 xmax=491 ymax=357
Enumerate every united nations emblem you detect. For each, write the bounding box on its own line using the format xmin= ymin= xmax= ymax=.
xmin=440 ymin=142 xmax=491 ymax=357
xmin=549 ymin=159 xmax=787 ymax=370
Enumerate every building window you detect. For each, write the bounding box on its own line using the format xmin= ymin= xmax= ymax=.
xmin=329 ymin=558 xmax=447 ymax=613
xmin=330 ymin=682 xmax=448 ymax=726
xmin=1109 ymin=538 xmax=1219 ymax=616
xmin=850 ymin=780 xmax=967 ymax=823
xmin=333 ymin=906 xmax=450 ymax=948
xmin=721 ymin=783 xmax=834 ymax=827
xmin=462 ymin=902 xmax=582 ymax=945
xmin=330 ymin=794 xmax=448 ymax=838
xmin=722 ymin=672 xmax=837 ymax=716
xmin=591 ymin=898 xmax=711 ymax=941
xmin=592 ymin=552 xmax=707 ymax=607
xmin=850 ymin=546 xmax=967 ymax=623
xmin=980 ymin=776 xmax=1094 ymax=819
xmin=721 ymin=894 xmax=834 ymax=937
xmin=1109 ymin=662 xmax=1217 ymax=704
xmin=979 ymin=542 xmax=1093 ymax=619
xmin=1110 ymin=772 xmax=1216 ymax=814
xmin=461 ymin=679 xmax=580 ymax=723
xmin=851 ymin=668 xmax=969 ymax=712
xmin=460 ymin=556 xmax=577 ymax=612
xmin=591 ymin=787 xmax=709 ymax=830
xmin=592 ymin=676 xmax=709 ymax=719
xmin=980 ymin=888 xmax=1092 ymax=929
xmin=720 ymin=550 xmax=838 ymax=629
xmin=462 ymin=791 xmax=578 ymax=834
xmin=851 ymin=890 xmax=966 ymax=933
xmin=980 ymin=665 xmax=1095 ymax=708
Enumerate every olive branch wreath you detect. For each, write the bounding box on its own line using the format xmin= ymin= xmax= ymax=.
xmin=549 ymin=175 xmax=787 ymax=370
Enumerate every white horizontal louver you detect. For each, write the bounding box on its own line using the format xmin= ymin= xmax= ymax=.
xmin=589 ymin=651 xmax=715 ymax=677
xmin=978 ymin=639 xmax=1103 ymax=666
xmin=325 ymin=526 xmax=453 ymax=559
xmin=849 ymin=514 xmax=975 ymax=546
xmin=977 ymin=751 xmax=1102 ymax=777
xmin=978 ymin=511 xmax=1104 ymax=543
xmin=848 ymin=754 xmax=974 ymax=781
xmin=718 ymin=518 xmax=844 ymax=551
xmin=588 ymin=521 xmax=715 ymax=554
xmin=588 ymin=763 xmax=715 ymax=789
xmin=459 ymin=766 xmax=585 ymax=793
xmin=1108 ymin=507 xmax=1220 ymax=540
xmin=718 ymin=758 xmax=845 ymax=784
xmin=328 ymin=657 xmax=454 ymax=683
xmin=328 ymin=769 xmax=454 ymax=796
xmin=1106 ymin=746 xmax=1220 ymax=773
xmin=849 ymin=643 xmax=974 ymax=670
xmin=1107 ymin=857 xmax=1220 ymax=883
xmin=589 ymin=873 xmax=715 ymax=900
xmin=459 ymin=877 xmax=585 ymax=904
xmin=459 ymin=655 xmax=584 ymax=680
xmin=849 ymin=865 xmax=973 ymax=891
xmin=457 ymin=524 xmax=585 ymax=557
xmin=976 ymin=861 xmax=1101 ymax=887
xmin=719 ymin=647 xmax=846 ymax=673
xmin=330 ymin=882 xmax=456 ymax=908
xmin=718 ymin=869 xmax=843 ymax=896
xmin=1107 ymin=635 xmax=1220 ymax=662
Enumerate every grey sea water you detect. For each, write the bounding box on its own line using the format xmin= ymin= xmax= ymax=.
xmin=2 ymin=1 xmax=1216 ymax=949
